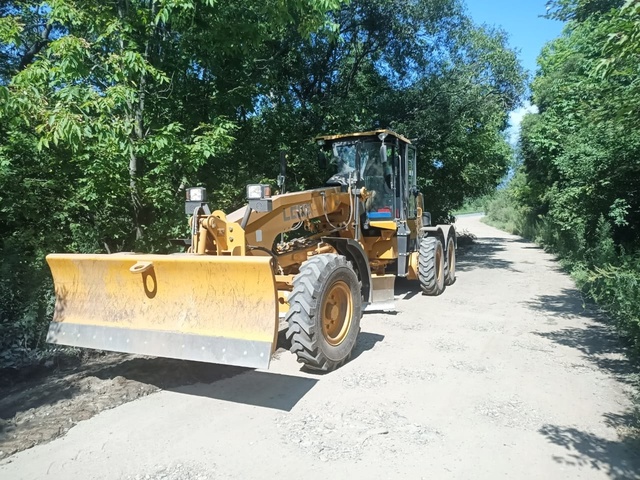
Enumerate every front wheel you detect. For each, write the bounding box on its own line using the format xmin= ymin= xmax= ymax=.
xmin=285 ymin=254 xmax=362 ymax=372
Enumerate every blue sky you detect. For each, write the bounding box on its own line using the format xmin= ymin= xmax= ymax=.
xmin=462 ymin=1 xmax=565 ymax=143
xmin=463 ymin=0 xmax=565 ymax=76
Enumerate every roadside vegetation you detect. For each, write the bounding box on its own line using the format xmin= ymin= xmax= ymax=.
xmin=0 ymin=0 xmax=525 ymax=363
xmin=451 ymin=194 xmax=493 ymax=216
xmin=485 ymin=0 xmax=640 ymax=352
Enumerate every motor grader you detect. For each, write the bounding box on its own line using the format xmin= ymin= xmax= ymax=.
xmin=46 ymin=130 xmax=456 ymax=372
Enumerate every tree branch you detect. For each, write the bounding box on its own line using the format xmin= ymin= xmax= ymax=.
xmin=18 ymin=23 xmax=53 ymax=70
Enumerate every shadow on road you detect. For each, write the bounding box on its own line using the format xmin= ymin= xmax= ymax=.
xmin=394 ymin=277 xmax=421 ymax=299
xmin=0 ymin=356 xmax=223 ymax=423
xmin=525 ymin=288 xmax=640 ymax=477
xmin=352 ymin=332 xmax=385 ymax=360
xmin=456 ymin=237 xmax=522 ymax=273
xmin=527 ymin=289 xmax=639 ymax=384
xmin=95 ymin=356 xmax=249 ymax=386
xmin=0 ymin=354 xmax=251 ymax=457
xmin=144 ymin=331 xmax=384 ymax=411
xmin=538 ymin=423 xmax=640 ymax=480
xmin=1 ymin=328 xmax=385 ymax=456
xmin=525 ymin=289 xmax=594 ymax=319
xmin=175 ymin=370 xmax=317 ymax=412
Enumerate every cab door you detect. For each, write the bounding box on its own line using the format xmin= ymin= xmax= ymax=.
xmin=407 ymin=145 xmax=417 ymax=219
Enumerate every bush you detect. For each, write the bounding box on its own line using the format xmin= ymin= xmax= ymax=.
xmin=453 ymin=194 xmax=494 ymax=216
xmin=0 ymin=242 xmax=55 ymax=366
xmin=483 ymin=187 xmax=539 ymax=239
xmin=581 ymin=256 xmax=640 ymax=350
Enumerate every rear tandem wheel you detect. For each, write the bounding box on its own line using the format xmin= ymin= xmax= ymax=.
xmin=445 ymin=234 xmax=456 ymax=286
xmin=285 ymin=254 xmax=362 ymax=372
xmin=418 ymin=236 xmax=445 ymax=296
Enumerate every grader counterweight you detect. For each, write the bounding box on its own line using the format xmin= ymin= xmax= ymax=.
xmin=46 ymin=130 xmax=456 ymax=372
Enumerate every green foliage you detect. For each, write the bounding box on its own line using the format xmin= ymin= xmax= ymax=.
xmin=235 ymin=1 xmax=526 ymax=222
xmin=545 ymin=0 xmax=623 ymax=22
xmin=0 ymin=0 xmax=342 ymax=356
xmin=582 ymin=255 xmax=640 ymax=350
xmin=0 ymin=128 xmax=63 ymax=359
xmin=484 ymin=171 xmax=538 ymax=240
xmin=487 ymin=0 xmax=640 ymax=351
xmin=486 ymin=178 xmax=640 ymax=352
xmin=452 ymin=193 xmax=494 ymax=216
xmin=484 ymin=189 xmax=523 ymax=235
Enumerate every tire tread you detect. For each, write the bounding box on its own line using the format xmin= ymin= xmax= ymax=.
xmin=285 ymin=254 xmax=360 ymax=372
xmin=419 ymin=236 xmax=445 ymax=296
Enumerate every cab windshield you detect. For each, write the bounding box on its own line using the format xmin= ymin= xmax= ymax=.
xmin=331 ymin=141 xmax=395 ymax=219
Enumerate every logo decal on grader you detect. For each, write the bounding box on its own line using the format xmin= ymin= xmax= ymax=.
xmin=283 ymin=203 xmax=312 ymax=222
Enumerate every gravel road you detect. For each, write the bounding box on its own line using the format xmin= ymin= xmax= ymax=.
xmin=1 ymin=215 xmax=638 ymax=480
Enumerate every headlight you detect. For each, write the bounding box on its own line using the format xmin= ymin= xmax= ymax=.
xmin=247 ymin=185 xmax=262 ymax=200
xmin=186 ymin=187 xmax=206 ymax=202
xmin=246 ymin=184 xmax=271 ymax=200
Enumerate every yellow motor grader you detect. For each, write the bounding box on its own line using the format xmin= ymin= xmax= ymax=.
xmin=46 ymin=130 xmax=456 ymax=371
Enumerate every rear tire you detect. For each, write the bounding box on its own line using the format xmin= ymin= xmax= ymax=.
xmin=285 ymin=254 xmax=362 ymax=372
xmin=419 ymin=236 xmax=445 ymax=296
xmin=445 ymin=235 xmax=456 ymax=286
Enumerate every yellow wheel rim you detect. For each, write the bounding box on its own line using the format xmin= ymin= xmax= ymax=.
xmin=447 ymin=242 xmax=455 ymax=277
xmin=436 ymin=245 xmax=443 ymax=282
xmin=321 ymin=281 xmax=353 ymax=346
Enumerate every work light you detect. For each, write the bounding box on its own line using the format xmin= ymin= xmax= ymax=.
xmin=246 ymin=184 xmax=271 ymax=200
xmin=184 ymin=187 xmax=210 ymax=215
xmin=186 ymin=187 xmax=206 ymax=202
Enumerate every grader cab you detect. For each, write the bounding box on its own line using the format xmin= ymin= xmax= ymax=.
xmin=46 ymin=130 xmax=456 ymax=372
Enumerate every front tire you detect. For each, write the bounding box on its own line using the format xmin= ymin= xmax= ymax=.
xmin=285 ymin=254 xmax=362 ymax=372
xmin=419 ymin=236 xmax=445 ymax=296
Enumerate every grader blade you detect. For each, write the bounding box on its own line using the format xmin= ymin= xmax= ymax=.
xmin=46 ymin=254 xmax=278 ymax=369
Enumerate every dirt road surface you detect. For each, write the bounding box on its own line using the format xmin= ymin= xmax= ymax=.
xmin=1 ymin=215 xmax=638 ymax=480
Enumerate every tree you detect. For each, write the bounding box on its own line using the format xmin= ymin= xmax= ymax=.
xmin=211 ymin=0 xmax=526 ymax=221
xmin=0 ymin=0 xmax=341 ymax=354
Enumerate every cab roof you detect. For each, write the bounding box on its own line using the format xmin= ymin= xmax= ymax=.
xmin=316 ymin=129 xmax=411 ymax=145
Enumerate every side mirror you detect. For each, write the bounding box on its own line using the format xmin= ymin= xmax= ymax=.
xmin=317 ymin=151 xmax=328 ymax=170
xmin=379 ymin=143 xmax=387 ymax=163
xmin=279 ymin=150 xmax=287 ymax=177
xmin=278 ymin=150 xmax=287 ymax=191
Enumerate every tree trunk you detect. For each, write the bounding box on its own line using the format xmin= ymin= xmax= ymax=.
xmin=119 ymin=0 xmax=155 ymax=241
